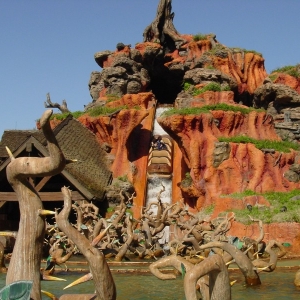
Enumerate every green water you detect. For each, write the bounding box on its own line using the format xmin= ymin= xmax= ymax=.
xmin=0 ymin=268 xmax=300 ymax=299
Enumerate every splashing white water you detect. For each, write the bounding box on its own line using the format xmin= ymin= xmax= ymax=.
xmin=146 ymin=106 xmax=173 ymax=243
xmin=153 ymin=107 xmax=170 ymax=136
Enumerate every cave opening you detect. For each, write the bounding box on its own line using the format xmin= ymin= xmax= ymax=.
xmin=148 ymin=67 xmax=183 ymax=105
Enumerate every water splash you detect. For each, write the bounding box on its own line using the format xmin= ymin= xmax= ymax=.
xmin=146 ymin=106 xmax=173 ymax=244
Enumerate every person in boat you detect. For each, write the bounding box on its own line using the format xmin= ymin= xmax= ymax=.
xmin=152 ymin=135 xmax=166 ymax=150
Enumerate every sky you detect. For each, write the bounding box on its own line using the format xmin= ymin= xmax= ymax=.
xmin=0 ymin=0 xmax=299 ymax=136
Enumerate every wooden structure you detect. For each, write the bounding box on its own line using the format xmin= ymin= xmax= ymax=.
xmin=0 ymin=115 xmax=112 ymax=231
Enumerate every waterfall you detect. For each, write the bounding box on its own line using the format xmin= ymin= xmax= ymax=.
xmin=145 ymin=106 xmax=172 ymax=244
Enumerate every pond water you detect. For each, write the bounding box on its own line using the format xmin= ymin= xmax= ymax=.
xmin=0 ymin=267 xmax=300 ymax=299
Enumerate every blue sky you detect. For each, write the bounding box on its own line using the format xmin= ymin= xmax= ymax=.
xmin=0 ymin=0 xmax=299 ymax=136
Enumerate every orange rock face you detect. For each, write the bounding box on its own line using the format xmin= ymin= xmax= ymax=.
xmin=78 ymin=92 xmax=156 ymax=217
xmin=273 ymin=73 xmax=300 ymax=94
xmin=163 ymin=38 xmax=267 ymax=95
xmin=159 ymin=111 xmax=299 ymax=201
xmin=212 ymin=52 xmax=267 ymax=94
xmin=157 ymin=103 xmax=300 ymax=252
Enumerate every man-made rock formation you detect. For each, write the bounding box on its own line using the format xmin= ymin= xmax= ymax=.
xmin=78 ymin=92 xmax=156 ymax=216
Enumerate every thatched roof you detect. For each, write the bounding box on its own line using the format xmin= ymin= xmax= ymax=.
xmin=0 ymin=130 xmax=43 ymax=160
xmin=0 ymin=115 xmax=112 ymax=200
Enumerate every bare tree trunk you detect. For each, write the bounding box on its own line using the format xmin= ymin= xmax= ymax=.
xmin=150 ymin=254 xmax=194 ymax=280
xmin=143 ymin=0 xmax=186 ymax=49
xmin=115 ymin=215 xmax=133 ymax=262
xmin=252 ymin=240 xmax=284 ymax=272
xmin=56 ymin=187 xmax=116 ymax=300
xmin=184 ymin=254 xmax=231 ymax=300
xmin=6 ymin=109 xmax=66 ymax=300
xmin=199 ymin=241 xmax=261 ymax=286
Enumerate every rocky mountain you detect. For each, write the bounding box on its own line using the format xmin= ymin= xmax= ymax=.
xmin=50 ymin=0 xmax=300 ymax=253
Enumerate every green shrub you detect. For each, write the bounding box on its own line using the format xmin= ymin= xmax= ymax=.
xmin=271 ymin=65 xmax=300 ymax=78
xmin=107 ymin=207 xmax=115 ymax=213
xmin=218 ymin=136 xmax=299 ymax=153
xmin=269 ymin=74 xmax=278 ymax=82
xmin=193 ymin=82 xmax=222 ymax=96
xmin=117 ymin=174 xmax=128 ymax=182
xmin=181 ymin=172 xmax=193 ymax=187
xmin=206 ymin=65 xmax=215 ymax=70
xmin=183 ymin=82 xmax=193 ymax=91
xmin=221 ymin=85 xmax=231 ymax=91
xmin=193 ymin=33 xmax=207 ymax=41
xmin=230 ymin=47 xmax=262 ymax=56
xmin=50 ymin=112 xmax=70 ymax=121
xmin=106 ymin=94 xmax=121 ymax=103
xmin=243 ymin=49 xmax=262 ymax=56
xmin=50 ymin=110 xmax=85 ymax=121
xmin=87 ymin=105 xmax=127 ymax=117
xmin=205 ymin=44 xmax=228 ymax=57
xmin=203 ymin=204 xmax=214 ymax=215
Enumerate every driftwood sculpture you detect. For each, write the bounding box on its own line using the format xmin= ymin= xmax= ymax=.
xmin=44 ymin=93 xmax=70 ymax=113
xmin=143 ymin=0 xmax=187 ymax=50
xmin=5 ymin=109 xmax=66 ymax=300
xmin=149 ymin=254 xmax=230 ymax=300
xmin=56 ymin=186 xmax=116 ymax=300
xmin=184 ymin=254 xmax=231 ymax=300
xmin=199 ymin=241 xmax=261 ymax=286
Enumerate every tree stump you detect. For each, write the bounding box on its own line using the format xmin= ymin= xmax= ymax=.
xmin=143 ymin=0 xmax=187 ymax=50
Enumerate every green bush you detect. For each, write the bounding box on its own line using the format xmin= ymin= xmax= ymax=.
xmin=88 ymin=105 xmax=127 ymax=117
xmin=106 ymin=94 xmax=121 ymax=103
xmin=181 ymin=172 xmax=193 ymax=187
xmin=50 ymin=110 xmax=85 ymax=121
xmin=218 ymin=136 xmax=299 ymax=153
xmin=271 ymin=65 xmax=300 ymax=78
xmin=221 ymin=84 xmax=231 ymax=91
xmin=230 ymin=47 xmax=262 ymax=56
xmin=193 ymin=33 xmax=207 ymax=41
xmin=183 ymin=82 xmax=193 ymax=91
xmin=183 ymin=82 xmax=232 ymax=96
xmin=193 ymin=82 xmax=222 ymax=96
xmin=203 ymin=204 xmax=214 ymax=215
xmin=117 ymin=174 xmax=128 ymax=182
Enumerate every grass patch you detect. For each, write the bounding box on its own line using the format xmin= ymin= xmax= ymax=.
xmin=205 ymin=44 xmax=228 ymax=57
xmin=269 ymin=74 xmax=278 ymax=82
xmin=183 ymin=82 xmax=232 ymax=96
xmin=48 ymin=105 xmax=128 ymax=121
xmin=193 ymin=33 xmax=208 ymax=41
xmin=193 ymin=82 xmax=222 ymax=96
xmin=117 ymin=174 xmax=128 ymax=182
xmin=203 ymin=204 xmax=215 ymax=215
xmin=50 ymin=110 xmax=85 ymax=121
xmin=88 ymin=105 xmax=127 ymax=117
xmin=161 ymin=104 xmax=263 ymax=117
xmin=225 ymin=189 xmax=300 ymax=224
xmin=230 ymin=47 xmax=262 ymax=56
xmin=218 ymin=136 xmax=299 ymax=153
xmin=271 ymin=65 xmax=300 ymax=78
xmin=181 ymin=172 xmax=193 ymax=188
xmin=106 ymin=94 xmax=121 ymax=103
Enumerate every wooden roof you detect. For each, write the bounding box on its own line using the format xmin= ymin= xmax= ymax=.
xmin=0 ymin=115 xmax=112 ymax=201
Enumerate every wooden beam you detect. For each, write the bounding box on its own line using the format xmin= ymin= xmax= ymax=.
xmin=0 ymin=191 xmax=86 ymax=202
xmin=35 ymin=176 xmax=52 ymax=192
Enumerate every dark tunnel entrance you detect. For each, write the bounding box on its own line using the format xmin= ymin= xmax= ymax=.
xmin=148 ymin=66 xmax=183 ymax=105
